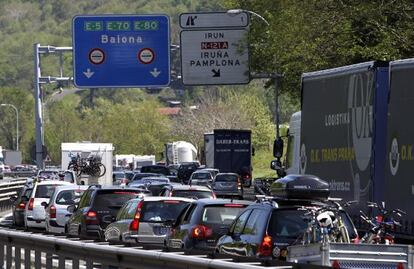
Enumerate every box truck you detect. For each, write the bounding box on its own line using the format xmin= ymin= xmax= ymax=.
xmin=61 ymin=142 xmax=113 ymax=186
xmin=204 ymin=129 xmax=252 ymax=187
xmin=276 ymin=60 xmax=414 ymax=241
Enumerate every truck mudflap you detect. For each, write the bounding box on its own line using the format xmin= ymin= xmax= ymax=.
xmin=287 ymin=242 xmax=413 ymax=269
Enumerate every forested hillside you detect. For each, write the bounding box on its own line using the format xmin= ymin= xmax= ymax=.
xmin=1 ymin=0 xmax=414 ymax=175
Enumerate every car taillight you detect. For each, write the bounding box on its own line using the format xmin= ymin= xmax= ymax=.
xmin=130 ymin=201 xmax=144 ymax=231
xmin=85 ymin=210 xmax=99 ymax=225
xmin=17 ymin=202 xmax=26 ymax=210
xmin=28 ymin=198 xmax=34 ymax=211
xmin=258 ymin=235 xmax=273 ymax=257
xmin=50 ymin=205 xmax=56 ymax=218
xmin=237 ymin=179 xmax=242 ymax=188
xmin=191 ymin=225 xmax=213 ymax=239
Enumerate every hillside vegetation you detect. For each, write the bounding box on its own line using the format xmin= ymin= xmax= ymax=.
xmin=1 ymin=0 xmax=413 ymax=173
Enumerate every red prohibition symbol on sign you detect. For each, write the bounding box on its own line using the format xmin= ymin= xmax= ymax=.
xmin=89 ymin=48 xmax=105 ymax=65
xmin=138 ymin=48 xmax=155 ymax=64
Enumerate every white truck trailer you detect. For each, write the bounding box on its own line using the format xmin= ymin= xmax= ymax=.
xmin=114 ymin=154 xmax=155 ymax=170
xmin=61 ymin=142 xmax=114 ymax=186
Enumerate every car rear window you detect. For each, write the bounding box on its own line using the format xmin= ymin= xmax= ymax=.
xmin=93 ymin=190 xmax=139 ymax=208
xmin=268 ymin=209 xmax=308 ymax=239
xmin=142 ymin=178 xmax=169 ymax=184
xmin=173 ymin=190 xmax=214 ymax=199
xmin=201 ymin=205 xmax=246 ymax=225
xmin=56 ymin=189 xmax=85 ymax=205
xmin=113 ymin=173 xmax=125 ymax=180
xmin=192 ymin=173 xmax=211 ymax=179
xmin=140 ymin=166 xmax=170 ymax=175
xmin=141 ymin=200 xmax=189 ymax=222
xmin=35 ymin=185 xmax=60 ymax=198
xmin=215 ymin=175 xmax=238 ymax=182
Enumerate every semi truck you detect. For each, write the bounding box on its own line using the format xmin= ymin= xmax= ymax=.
xmin=164 ymin=141 xmax=197 ymax=166
xmin=204 ymin=129 xmax=252 ymax=187
xmin=275 ymin=60 xmax=414 ymax=241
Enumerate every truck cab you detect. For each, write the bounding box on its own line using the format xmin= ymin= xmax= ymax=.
xmin=284 ymin=111 xmax=301 ymax=175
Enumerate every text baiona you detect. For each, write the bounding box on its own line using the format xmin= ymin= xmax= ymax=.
xmin=101 ymin=35 xmax=143 ymax=44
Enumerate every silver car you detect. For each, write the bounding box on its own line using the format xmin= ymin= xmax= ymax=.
xmin=44 ymin=185 xmax=88 ymax=234
xmin=211 ymin=173 xmax=243 ymax=199
xmin=129 ymin=196 xmax=193 ymax=245
xmin=189 ymin=171 xmax=214 ymax=186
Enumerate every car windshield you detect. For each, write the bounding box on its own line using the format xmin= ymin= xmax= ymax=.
xmin=56 ymin=189 xmax=85 ymax=205
xmin=268 ymin=209 xmax=308 ymax=239
xmin=94 ymin=191 xmax=139 ymax=208
xmin=173 ymin=190 xmax=213 ymax=199
xmin=35 ymin=184 xmax=60 ymax=199
xmin=141 ymin=200 xmax=189 ymax=222
xmin=192 ymin=173 xmax=211 ymax=180
xmin=215 ymin=175 xmax=238 ymax=182
xmin=201 ymin=205 xmax=246 ymax=225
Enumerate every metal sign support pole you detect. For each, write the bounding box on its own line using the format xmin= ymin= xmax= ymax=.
xmin=34 ymin=43 xmax=44 ymax=169
xmin=33 ymin=44 xmax=73 ymax=169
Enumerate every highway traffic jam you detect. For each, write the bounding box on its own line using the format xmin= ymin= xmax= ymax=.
xmin=3 ymin=162 xmax=410 ymax=268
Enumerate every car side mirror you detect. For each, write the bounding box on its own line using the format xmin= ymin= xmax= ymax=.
xmin=273 ymin=137 xmax=284 ymax=158
xmin=270 ymin=159 xmax=286 ymax=178
xmin=67 ymin=204 xmax=76 ymax=213
xmin=9 ymin=195 xmax=17 ymax=202
xmin=41 ymin=201 xmax=48 ymax=208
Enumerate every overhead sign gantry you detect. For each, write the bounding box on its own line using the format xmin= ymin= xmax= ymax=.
xmin=72 ymin=15 xmax=170 ymax=88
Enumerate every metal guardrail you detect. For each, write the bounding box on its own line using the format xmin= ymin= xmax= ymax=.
xmin=0 ymin=179 xmax=26 ymax=212
xmin=0 ymin=228 xmax=292 ymax=269
xmin=3 ymin=171 xmax=36 ymax=178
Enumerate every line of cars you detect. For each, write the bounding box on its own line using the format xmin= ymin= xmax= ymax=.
xmin=9 ymin=166 xmax=355 ymax=265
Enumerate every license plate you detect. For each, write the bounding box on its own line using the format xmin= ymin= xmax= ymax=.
xmin=153 ymin=226 xmax=168 ymax=235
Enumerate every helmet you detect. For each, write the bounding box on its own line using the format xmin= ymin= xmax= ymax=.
xmin=317 ymin=211 xmax=336 ymax=228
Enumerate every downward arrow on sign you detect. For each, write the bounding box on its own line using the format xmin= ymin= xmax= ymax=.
xmin=150 ymin=68 xmax=161 ymax=78
xmin=83 ymin=68 xmax=94 ymax=78
xmin=212 ymin=69 xmax=220 ymax=77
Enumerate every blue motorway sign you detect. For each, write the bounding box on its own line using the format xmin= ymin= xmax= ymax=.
xmin=72 ymin=15 xmax=170 ymax=88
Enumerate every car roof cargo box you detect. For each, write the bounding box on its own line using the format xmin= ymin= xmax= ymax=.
xmin=270 ymin=174 xmax=330 ymax=201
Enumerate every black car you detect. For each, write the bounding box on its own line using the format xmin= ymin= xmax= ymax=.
xmin=10 ymin=183 xmax=33 ymax=227
xmin=66 ymin=186 xmax=149 ymax=240
xmin=165 ymin=199 xmax=252 ymax=254
xmin=177 ymin=162 xmax=199 ymax=184
xmin=216 ymin=175 xmax=358 ymax=263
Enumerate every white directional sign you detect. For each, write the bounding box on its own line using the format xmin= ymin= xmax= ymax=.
xmin=180 ymin=12 xmax=249 ymax=29
xmin=180 ymin=29 xmax=250 ymax=85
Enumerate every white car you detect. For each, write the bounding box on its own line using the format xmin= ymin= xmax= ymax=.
xmin=24 ymin=180 xmax=74 ymax=229
xmin=45 ymin=185 xmax=88 ymax=234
